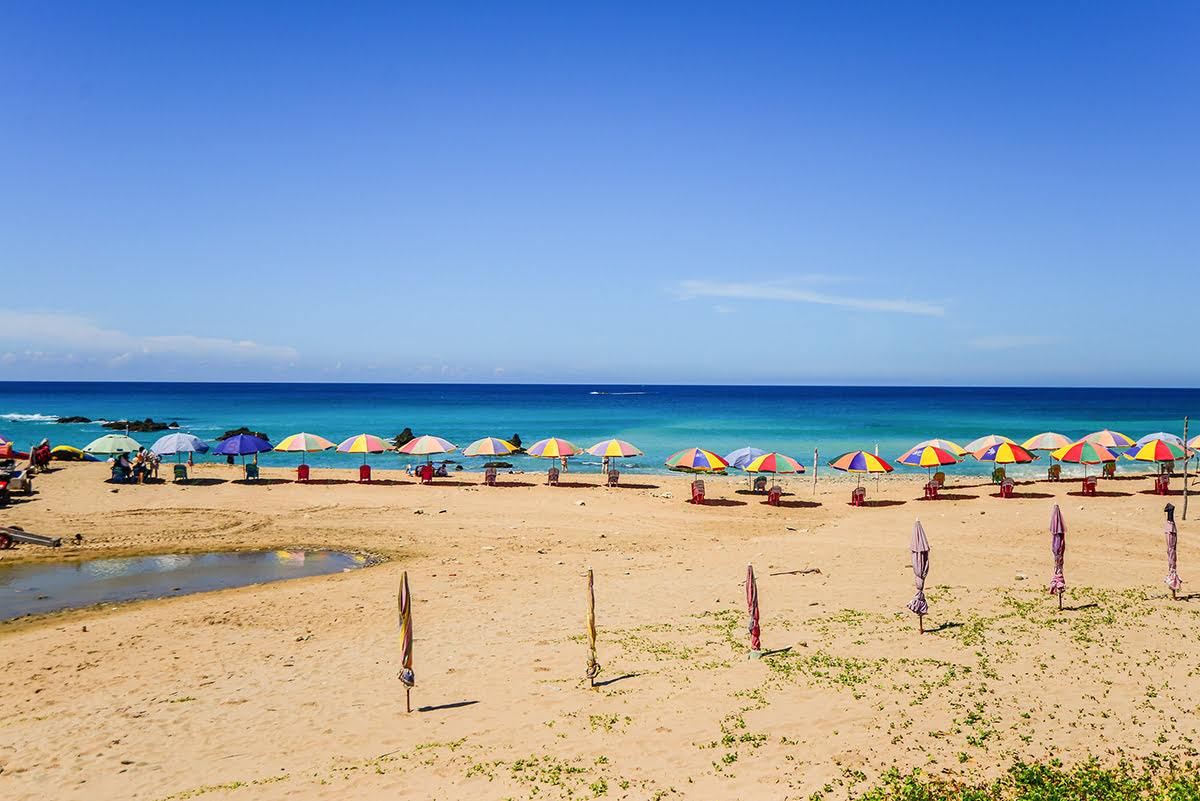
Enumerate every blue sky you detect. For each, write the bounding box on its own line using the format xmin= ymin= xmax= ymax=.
xmin=2 ymin=2 xmax=1197 ymax=385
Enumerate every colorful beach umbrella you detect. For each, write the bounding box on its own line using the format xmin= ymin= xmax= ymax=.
xmin=1051 ymin=440 xmax=1119 ymax=477
xmin=0 ymin=433 xmax=10 ymax=445
xmin=1166 ymin=517 xmax=1183 ymax=599
xmin=1136 ymin=432 xmax=1185 ymax=448
xmin=1189 ymin=434 xmax=1200 ymax=449
xmin=1021 ymin=432 xmax=1073 ymax=452
xmin=462 ymin=436 xmax=517 ymax=457
xmin=1123 ymin=439 xmax=1191 ymax=463
xmin=337 ymin=434 xmax=389 ymax=467
xmin=586 ymin=439 xmax=644 ymax=458
xmin=274 ymin=432 xmax=335 ymax=464
xmin=1050 ymin=503 xmax=1066 ymax=610
xmin=586 ymin=568 xmax=600 ymax=686
xmin=665 ymin=447 xmax=729 ymax=471
xmin=398 ymin=435 xmax=457 ymax=464
xmin=525 ymin=437 xmax=583 ymax=459
xmin=151 ymin=432 xmax=211 ymax=463
xmin=896 ymin=445 xmax=960 ymax=470
xmin=827 ymin=451 xmax=893 ymax=489
xmin=913 ymin=438 xmax=968 ymax=457
xmin=974 ymin=442 xmax=1039 ymax=464
xmin=83 ymin=433 xmax=142 ymax=455
xmin=724 ymin=446 xmax=768 ymax=469
xmin=908 ymin=520 xmax=930 ymax=633
xmin=398 ymin=571 xmax=414 ymax=712
xmin=1083 ymin=429 xmax=1135 ymax=448
xmin=965 ymin=434 xmax=1015 ymax=453
xmin=744 ymin=452 xmax=806 ymax=474
xmin=746 ymin=564 xmax=761 ymax=656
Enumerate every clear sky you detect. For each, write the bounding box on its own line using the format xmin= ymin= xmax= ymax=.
xmin=2 ymin=2 xmax=1197 ymax=385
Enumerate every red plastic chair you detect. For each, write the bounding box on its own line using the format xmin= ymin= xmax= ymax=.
xmin=767 ymin=485 xmax=782 ymax=506
xmin=691 ymin=480 xmax=706 ymax=504
xmin=1000 ymin=479 xmax=1015 ymax=498
xmin=606 ymin=469 xmax=620 ymax=487
xmin=419 ymin=464 xmax=433 ymax=484
xmin=359 ymin=464 xmax=371 ymax=483
xmin=484 ymin=467 xmax=497 ymax=486
xmin=1156 ymin=475 xmax=1170 ymax=495
xmin=851 ymin=486 xmax=866 ymax=506
xmin=924 ymin=481 xmax=939 ymax=500
xmin=296 ymin=464 xmax=310 ymax=483
xmin=1082 ymin=476 xmax=1097 ymax=496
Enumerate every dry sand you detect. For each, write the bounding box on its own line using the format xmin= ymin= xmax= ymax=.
xmin=1 ymin=461 xmax=1197 ymax=800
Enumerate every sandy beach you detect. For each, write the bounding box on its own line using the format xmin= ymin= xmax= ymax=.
xmin=1 ymin=461 xmax=1197 ymax=800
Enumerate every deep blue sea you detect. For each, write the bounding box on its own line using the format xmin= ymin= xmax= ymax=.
xmin=0 ymin=383 xmax=1196 ymax=479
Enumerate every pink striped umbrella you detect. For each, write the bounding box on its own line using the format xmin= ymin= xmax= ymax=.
xmin=1050 ymin=503 xmax=1066 ymax=609
xmin=1166 ymin=519 xmax=1182 ymax=599
xmin=398 ymin=571 xmax=415 ymax=711
xmin=746 ymin=564 xmax=761 ymax=655
xmin=908 ymin=520 xmax=930 ymax=633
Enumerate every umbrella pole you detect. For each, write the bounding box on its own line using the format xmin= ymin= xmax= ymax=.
xmin=919 ymin=614 xmax=924 ymax=634
xmin=406 ymin=688 xmax=411 ymax=714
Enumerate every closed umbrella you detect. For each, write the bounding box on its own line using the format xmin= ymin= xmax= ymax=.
xmin=586 ymin=568 xmax=600 ymax=687
xmin=398 ymin=571 xmax=414 ymax=712
xmin=1166 ymin=517 xmax=1182 ymax=600
xmin=150 ymin=432 xmax=210 ymax=463
xmin=746 ymin=563 xmax=761 ymax=657
xmin=908 ymin=520 xmax=930 ymax=633
xmin=1050 ymin=503 xmax=1066 ymax=610
xmin=83 ymin=434 xmax=142 ymax=455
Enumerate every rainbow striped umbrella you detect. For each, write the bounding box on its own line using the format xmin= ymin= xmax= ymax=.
xmin=399 ymin=435 xmax=457 ymax=458
xmin=462 ymin=437 xmax=517 ymax=457
xmin=744 ymin=452 xmax=805 ymax=474
xmin=665 ymin=447 xmax=729 ymax=471
xmin=586 ymin=439 xmax=644 ymax=458
xmin=1052 ymin=440 xmax=1118 ymax=477
xmin=1123 ymin=439 xmax=1191 ymax=463
xmin=896 ymin=445 xmax=960 ymax=469
xmin=275 ymin=432 xmax=335 ymax=466
xmin=0 ymin=433 xmax=10 ymax=445
xmin=1083 ymin=429 xmax=1135 ymax=448
xmin=1189 ymin=434 xmax=1200 ymax=449
xmin=965 ymin=434 xmax=1016 ymax=453
xmin=526 ymin=437 xmax=583 ymax=458
xmin=336 ymin=433 xmax=389 ymax=466
xmin=913 ymin=438 xmax=968 ymax=457
xmin=975 ymin=442 xmax=1039 ymax=465
xmin=828 ymin=451 xmax=894 ymax=474
xmin=1022 ymin=432 xmax=1073 ymax=452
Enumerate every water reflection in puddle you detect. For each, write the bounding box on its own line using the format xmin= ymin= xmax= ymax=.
xmin=0 ymin=550 xmax=370 ymax=620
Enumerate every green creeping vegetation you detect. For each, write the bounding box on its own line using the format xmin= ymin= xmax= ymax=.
xmin=844 ymin=757 xmax=1200 ymax=801
xmin=153 ymin=773 xmax=289 ymax=800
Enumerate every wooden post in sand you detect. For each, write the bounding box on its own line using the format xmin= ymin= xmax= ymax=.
xmin=813 ymin=448 xmax=818 ymax=495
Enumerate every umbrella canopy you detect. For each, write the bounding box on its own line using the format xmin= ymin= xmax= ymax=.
xmin=1137 ymin=432 xmax=1185 ymax=448
xmin=586 ymin=439 xmax=644 ymax=458
xmin=827 ymin=451 xmax=895 ymax=473
xmin=83 ymin=434 xmax=142 ymax=455
xmin=1190 ymin=434 xmax=1200 ymax=449
xmin=913 ymin=438 xmax=968 ymax=457
xmin=50 ymin=444 xmax=98 ymax=461
xmin=1124 ymin=439 xmax=1191 ymax=463
xmin=908 ymin=520 xmax=930 ymax=625
xmin=398 ymin=435 xmax=457 ymax=456
xmin=1052 ymin=440 xmax=1120 ymax=464
xmin=398 ymin=571 xmax=415 ymax=698
xmin=1022 ymin=432 xmax=1073 ymax=452
xmin=974 ymin=442 xmax=1039 ymax=464
xmin=275 ymin=432 xmax=335 ymax=453
xmin=965 ymin=434 xmax=1015 ymax=453
xmin=0 ymin=433 xmax=9 ymax=445
xmin=1083 ymin=429 xmax=1135 ymax=448
xmin=462 ymin=437 xmax=517 ymax=457
xmin=1050 ymin=503 xmax=1066 ymax=607
xmin=151 ymin=432 xmax=210 ymax=460
xmin=1166 ymin=519 xmax=1183 ymax=595
xmin=665 ymin=447 xmax=729 ymax=471
xmin=525 ymin=437 xmax=582 ymax=459
xmin=896 ymin=445 xmax=960 ymax=469
xmin=746 ymin=564 xmax=761 ymax=654
xmin=725 ymin=446 xmax=768 ymax=469
xmin=744 ymin=452 xmax=806 ymax=474
xmin=336 ymin=434 xmax=390 ymax=454
xmin=212 ymin=434 xmax=273 ymax=456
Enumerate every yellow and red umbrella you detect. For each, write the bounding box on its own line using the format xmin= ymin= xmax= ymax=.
xmin=965 ymin=434 xmax=1016 ymax=453
xmin=526 ymin=437 xmax=583 ymax=458
xmin=827 ymin=450 xmax=894 ymax=474
xmin=1051 ymin=440 xmax=1117 ymax=477
xmin=665 ymin=447 xmax=728 ymax=471
xmin=974 ymin=442 xmax=1038 ymax=465
xmin=336 ymin=433 xmax=389 ymax=465
xmin=1021 ymin=432 xmax=1073 ymax=452
xmin=274 ymin=432 xmax=335 ymax=464
xmin=462 ymin=437 xmax=517 ymax=457
xmin=913 ymin=438 xmax=968 ymax=457
xmin=897 ymin=445 xmax=960 ymax=469
xmin=744 ymin=452 xmax=805 ymax=474
xmin=1083 ymin=429 xmax=1135 ymax=449
xmin=1123 ymin=439 xmax=1191 ymax=463
xmin=586 ymin=439 xmax=643 ymax=458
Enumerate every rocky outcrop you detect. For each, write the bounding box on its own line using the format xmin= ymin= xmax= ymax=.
xmin=56 ymin=416 xmax=92 ymax=424
xmin=217 ymin=427 xmax=269 ymax=441
xmin=510 ymin=433 xmax=526 ymax=454
xmin=101 ymin=418 xmax=178 ymax=432
xmin=393 ymin=428 xmax=415 ymax=448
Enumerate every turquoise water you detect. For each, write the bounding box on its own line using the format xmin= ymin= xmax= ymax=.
xmin=0 ymin=383 xmax=1196 ymax=478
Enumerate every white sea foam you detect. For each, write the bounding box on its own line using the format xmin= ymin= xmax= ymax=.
xmin=1 ymin=413 xmax=58 ymax=422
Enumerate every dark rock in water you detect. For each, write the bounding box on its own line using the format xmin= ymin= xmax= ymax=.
xmin=217 ymin=427 xmax=270 ymax=441
xmin=169 ymin=422 xmax=179 ymax=429
xmin=56 ymin=416 xmax=92 ymax=424
xmin=510 ymin=433 xmax=522 ymax=448
xmin=102 ymin=418 xmax=170 ymax=432
xmin=483 ymin=461 xmax=513 ymax=468
xmin=393 ymin=428 xmax=415 ymax=448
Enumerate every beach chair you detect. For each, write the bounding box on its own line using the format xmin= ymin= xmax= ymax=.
xmin=1047 ymin=464 xmax=1061 ymax=481
xmin=1155 ymin=475 xmax=1170 ymax=495
xmin=933 ymin=471 xmax=946 ymax=487
xmin=297 ymin=464 xmax=310 ymax=483
xmin=1082 ymin=475 xmax=1098 ymax=496
xmin=173 ymin=464 xmax=188 ymax=483
xmin=851 ymin=486 xmax=866 ymax=506
xmin=419 ymin=464 xmax=434 ymax=484
xmin=547 ymin=467 xmax=560 ymax=486
xmin=991 ymin=467 xmax=1006 ymax=484
xmin=691 ymin=480 xmax=705 ymax=504
xmin=359 ymin=464 xmax=371 ymax=483
xmin=484 ymin=467 xmax=497 ymax=486
xmin=606 ymin=469 xmax=619 ymax=487
xmin=1102 ymin=462 xmax=1116 ymax=478
xmin=1000 ymin=477 xmax=1015 ymax=498
xmin=111 ymin=465 xmax=132 ymax=483
xmin=245 ymin=464 xmax=260 ymax=482
xmin=752 ymin=476 xmax=767 ymax=493
xmin=767 ymin=485 xmax=782 ymax=506
xmin=924 ymin=480 xmax=940 ymax=500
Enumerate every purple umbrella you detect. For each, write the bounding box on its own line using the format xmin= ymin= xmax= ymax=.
xmin=908 ymin=520 xmax=930 ymax=633
xmin=746 ymin=563 xmax=761 ymax=656
xmin=1166 ymin=519 xmax=1182 ymax=600
xmin=1050 ymin=503 xmax=1066 ymax=609
xmin=212 ymin=434 xmax=273 ymax=456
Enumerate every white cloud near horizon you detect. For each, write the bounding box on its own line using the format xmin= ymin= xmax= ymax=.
xmin=968 ymin=334 xmax=1063 ymax=350
xmin=0 ymin=312 xmax=298 ymax=363
xmin=675 ymin=280 xmax=946 ymax=316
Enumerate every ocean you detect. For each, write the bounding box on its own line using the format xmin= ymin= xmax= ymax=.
xmin=0 ymin=383 xmax=1196 ymax=479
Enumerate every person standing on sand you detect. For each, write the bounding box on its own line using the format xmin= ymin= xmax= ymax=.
xmin=560 ymin=455 xmax=568 ymax=474
xmin=601 ymin=456 xmax=609 ymax=475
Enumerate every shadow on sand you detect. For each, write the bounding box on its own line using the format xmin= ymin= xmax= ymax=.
xmin=594 ymin=673 xmax=641 ymax=688
xmin=418 ymin=700 xmax=480 ymax=713
xmin=768 ymin=499 xmax=822 ymax=509
xmin=1065 ymin=490 xmax=1132 ymax=498
xmin=692 ymin=498 xmax=747 ymax=507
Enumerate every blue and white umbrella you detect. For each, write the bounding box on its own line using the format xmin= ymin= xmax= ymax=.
xmin=724 ymin=446 xmax=767 ymax=469
xmin=151 ymin=432 xmax=210 ymax=462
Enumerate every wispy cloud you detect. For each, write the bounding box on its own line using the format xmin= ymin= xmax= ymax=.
xmin=968 ymin=334 xmax=1063 ymax=350
xmin=675 ymin=280 xmax=945 ymax=316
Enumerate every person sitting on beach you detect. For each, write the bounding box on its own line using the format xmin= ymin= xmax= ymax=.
xmin=435 ymin=463 xmax=448 ymax=477
xmin=114 ymin=452 xmax=133 ymax=481
xmin=405 ymin=464 xmax=413 ymax=476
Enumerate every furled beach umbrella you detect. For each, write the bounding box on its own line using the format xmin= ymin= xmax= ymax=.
xmin=462 ymin=436 xmax=517 ymax=457
xmin=151 ymin=432 xmax=210 ymax=463
xmin=1137 ymin=432 xmax=1185 ymax=448
xmin=908 ymin=520 xmax=930 ymax=633
xmin=586 ymin=439 xmax=643 ymax=458
xmin=526 ymin=437 xmax=583 ymax=458
xmin=1051 ymin=440 xmax=1119 ymax=477
xmin=744 ymin=452 xmax=806 ymax=474
xmin=398 ymin=434 xmax=457 ymax=465
xmin=84 ymin=433 xmax=142 ymax=455
xmin=725 ymin=446 xmax=768 ymax=469
xmin=586 ymin=567 xmax=600 ymax=687
xmin=1123 ymin=439 xmax=1191 ymax=463
xmin=965 ymin=434 xmax=1015 ymax=453
xmin=1022 ymin=432 xmax=1073 ymax=452
xmin=398 ymin=571 xmax=415 ymax=712
xmin=913 ymin=438 xmax=968 ymax=457
xmin=1083 ymin=429 xmax=1135 ymax=448
xmin=896 ymin=445 xmax=960 ymax=480
xmin=336 ymin=434 xmax=390 ymax=466
xmin=1050 ymin=503 xmax=1066 ymax=610
xmin=665 ymin=447 xmax=729 ymax=471
xmin=746 ymin=563 xmax=761 ymax=656
xmin=827 ymin=450 xmax=894 ymax=488
xmin=274 ymin=432 xmax=335 ymax=464
xmin=1165 ymin=513 xmax=1182 ymax=600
